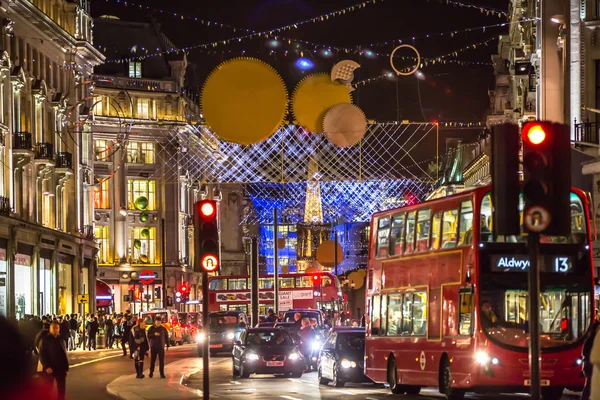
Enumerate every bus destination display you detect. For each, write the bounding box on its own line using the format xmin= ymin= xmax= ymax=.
xmin=489 ymin=254 xmax=573 ymax=273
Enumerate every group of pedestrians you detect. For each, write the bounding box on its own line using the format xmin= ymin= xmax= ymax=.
xmin=129 ymin=315 xmax=170 ymax=379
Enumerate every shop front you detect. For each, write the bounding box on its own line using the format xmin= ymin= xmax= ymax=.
xmin=96 ymin=279 xmax=114 ymax=315
xmin=14 ymin=245 xmax=34 ymax=321
xmin=0 ymin=242 xmax=7 ymax=317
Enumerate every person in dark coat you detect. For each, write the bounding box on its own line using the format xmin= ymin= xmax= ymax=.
xmin=86 ymin=316 xmax=99 ymax=350
xmin=130 ymin=319 xmax=149 ymax=378
xmin=581 ymin=321 xmax=600 ymax=400
xmin=59 ymin=317 xmax=70 ymax=350
xmin=121 ymin=315 xmax=134 ymax=357
xmin=147 ymin=316 xmax=169 ymax=378
xmin=265 ymin=309 xmax=278 ymax=323
xmin=39 ymin=321 xmax=69 ymax=400
xmin=105 ymin=317 xmax=115 ymax=348
xmin=68 ymin=314 xmax=78 ymax=351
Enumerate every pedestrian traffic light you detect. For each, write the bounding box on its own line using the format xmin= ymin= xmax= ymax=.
xmin=194 ymin=200 xmax=220 ymax=273
xmin=166 ymin=296 xmax=173 ymax=307
xmin=175 ymin=291 xmax=182 ymax=303
xmin=491 ymin=123 xmax=520 ymax=236
xmin=521 ymin=121 xmax=571 ymax=235
xmin=154 ymin=287 xmax=161 ymax=299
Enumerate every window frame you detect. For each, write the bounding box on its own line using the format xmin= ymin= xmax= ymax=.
xmin=430 ymin=211 xmax=442 ymax=250
xmin=389 ymin=213 xmax=406 ymax=257
xmin=376 ymin=216 xmax=391 ymax=258
xmin=404 ymin=211 xmax=417 ymax=254
xmin=415 ymin=208 xmax=431 ymax=253
xmin=440 ymin=208 xmax=459 ymax=249
xmin=128 ymin=61 xmax=142 ymax=78
xmin=457 ymin=199 xmax=474 ymax=247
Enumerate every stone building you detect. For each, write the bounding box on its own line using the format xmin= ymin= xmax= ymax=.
xmin=0 ymin=0 xmax=103 ymax=319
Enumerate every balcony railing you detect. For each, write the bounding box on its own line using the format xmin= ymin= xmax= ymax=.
xmin=92 ymin=74 xmax=177 ymax=92
xmin=36 ymin=142 xmax=54 ymax=160
xmin=0 ymin=196 xmax=10 ymax=216
xmin=13 ymin=132 xmax=33 ymax=151
xmin=574 ymin=120 xmax=599 ymax=146
xmin=56 ymin=152 xmax=73 ymax=169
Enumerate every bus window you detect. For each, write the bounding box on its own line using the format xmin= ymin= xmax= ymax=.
xmin=210 ymin=278 xmax=226 ymax=291
xmin=387 ymin=294 xmax=402 ymax=336
xmin=279 ymin=277 xmax=295 ymax=288
xmin=228 ymin=279 xmax=248 ymax=290
xmin=371 ymin=295 xmax=381 ymax=335
xmin=416 ymin=209 xmax=431 ymax=252
xmin=295 ymin=276 xmax=313 ymax=288
xmin=322 ymin=276 xmax=332 ymax=287
xmin=401 ymin=292 xmax=413 ymax=335
xmin=377 ymin=216 xmax=390 ymax=257
xmin=458 ymin=200 xmax=473 ymax=246
xmin=380 ymin=294 xmax=388 ymax=335
xmin=431 ymin=212 xmax=442 ymax=250
xmin=405 ymin=211 xmax=417 ymax=253
xmin=389 ymin=213 xmax=405 ymax=256
xmin=441 ymin=209 xmax=459 ymax=248
xmin=480 ymin=194 xmax=493 ymax=242
xmin=458 ymin=288 xmax=473 ymax=336
xmin=259 ymin=278 xmax=274 ymax=289
xmin=412 ymin=292 xmax=427 ymax=336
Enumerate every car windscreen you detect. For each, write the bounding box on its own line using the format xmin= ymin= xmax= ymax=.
xmin=283 ymin=312 xmax=320 ymax=323
xmin=143 ymin=312 xmax=167 ymax=325
xmin=209 ymin=315 xmax=239 ymax=329
xmin=246 ymin=331 xmax=293 ymax=346
xmin=337 ymin=333 xmax=365 ymax=352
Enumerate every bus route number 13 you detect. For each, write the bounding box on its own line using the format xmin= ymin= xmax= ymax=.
xmin=554 ymin=257 xmax=570 ymax=273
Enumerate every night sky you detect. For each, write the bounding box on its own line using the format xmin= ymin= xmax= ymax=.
xmin=92 ymin=0 xmax=509 ymax=146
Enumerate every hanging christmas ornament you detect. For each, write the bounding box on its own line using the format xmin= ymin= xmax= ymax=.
xmin=390 ymin=44 xmax=421 ymax=76
xmin=134 ymin=196 xmax=149 ymax=210
xmin=330 ymin=60 xmax=360 ymax=92
xmin=139 ymin=212 xmax=149 ymax=222
xmin=133 ymin=239 xmax=142 ymax=249
xmin=139 ymin=254 xmax=149 ymax=263
xmin=201 ymin=57 xmax=288 ymax=145
xmin=291 ymin=73 xmax=352 ymax=133
xmin=322 ymin=103 xmax=367 ymax=147
xmin=141 ymin=228 xmax=150 ymax=238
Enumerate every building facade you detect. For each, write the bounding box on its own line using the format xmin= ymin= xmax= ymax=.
xmin=0 ymin=0 xmax=103 ymax=319
xmin=91 ymin=16 xmax=201 ymax=313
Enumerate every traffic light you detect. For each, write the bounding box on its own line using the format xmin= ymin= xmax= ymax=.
xmin=491 ymin=123 xmax=520 ymax=236
xmin=175 ymin=291 xmax=182 ymax=303
xmin=194 ymin=200 xmax=220 ymax=273
xmin=154 ymin=287 xmax=161 ymax=299
xmin=166 ymin=296 xmax=173 ymax=307
xmin=521 ymin=121 xmax=571 ymax=235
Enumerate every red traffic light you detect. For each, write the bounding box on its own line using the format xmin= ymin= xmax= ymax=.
xmin=181 ymin=286 xmax=187 ymax=292
xmin=523 ymin=123 xmax=547 ymax=145
xmin=199 ymin=201 xmax=216 ymax=218
xmin=201 ymin=254 xmax=219 ymax=272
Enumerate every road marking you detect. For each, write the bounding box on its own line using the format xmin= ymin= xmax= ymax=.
xmin=280 ymin=396 xmax=302 ymax=400
xmin=70 ymin=354 xmax=123 ymax=368
xmin=332 ymin=389 xmax=355 ymax=395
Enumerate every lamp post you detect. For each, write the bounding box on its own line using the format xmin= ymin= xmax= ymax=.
xmin=111 ymin=285 xmax=116 ymax=313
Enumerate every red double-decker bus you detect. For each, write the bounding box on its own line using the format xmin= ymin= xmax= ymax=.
xmin=207 ymin=272 xmax=342 ymax=315
xmin=365 ymin=186 xmax=594 ymax=400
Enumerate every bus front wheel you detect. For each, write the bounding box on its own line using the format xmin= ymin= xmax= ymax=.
xmin=387 ymin=357 xmax=405 ymax=394
xmin=440 ymin=357 xmax=465 ymax=400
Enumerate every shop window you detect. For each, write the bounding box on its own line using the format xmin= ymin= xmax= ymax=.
xmin=389 ymin=213 xmax=405 ymax=256
xmin=415 ymin=209 xmax=431 ymax=252
xmin=14 ymin=254 xmax=32 ymax=320
xmin=458 ymin=200 xmax=473 ymax=246
xmin=371 ymin=294 xmax=381 ymax=335
xmin=441 ymin=209 xmax=459 ymax=248
xmin=94 ymin=179 xmax=110 ymax=209
xmin=128 ymin=61 xmax=142 ymax=78
xmin=430 ymin=212 xmax=442 ymax=250
xmin=405 ymin=211 xmax=416 ymax=253
xmin=128 ymin=227 xmax=156 ymax=263
xmin=376 ymin=216 xmax=390 ymax=257
xmin=94 ymin=225 xmax=110 ymax=264
xmin=127 ymin=179 xmax=156 ymax=211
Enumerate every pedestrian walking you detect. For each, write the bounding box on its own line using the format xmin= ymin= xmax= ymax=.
xmin=87 ymin=316 xmax=99 ymax=350
xmin=121 ymin=315 xmax=134 ymax=357
xmin=68 ymin=314 xmax=78 ymax=351
xmin=105 ymin=316 xmax=115 ymax=348
xmin=581 ymin=321 xmax=600 ymax=399
xmin=59 ymin=316 xmax=70 ymax=350
xmin=39 ymin=321 xmax=69 ymax=400
xmin=147 ymin=316 xmax=169 ymax=378
xmin=130 ymin=318 xmax=149 ymax=379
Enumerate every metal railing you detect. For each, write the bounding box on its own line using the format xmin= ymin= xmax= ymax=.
xmin=36 ymin=142 xmax=54 ymax=160
xmin=92 ymin=74 xmax=177 ymax=92
xmin=573 ymin=120 xmax=599 ymax=145
xmin=13 ymin=132 xmax=33 ymax=150
xmin=0 ymin=196 xmax=10 ymax=216
xmin=56 ymin=152 xmax=73 ymax=169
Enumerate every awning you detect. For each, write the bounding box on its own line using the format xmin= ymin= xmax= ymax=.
xmin=96 ymin=279 xmax=113 ymax=308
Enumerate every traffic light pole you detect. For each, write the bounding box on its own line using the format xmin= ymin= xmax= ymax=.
xmin=161 ymin=218 xmax=166 ymax=309
xmin=528 ymin=232 xmax=541 ymax=400
xmin=250 ymin=237 xmax=259 ymax=327
xmin=201 ymin=270 xmax=209 ymax=400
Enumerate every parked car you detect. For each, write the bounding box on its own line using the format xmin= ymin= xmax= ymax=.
xmin=196 ymin=310 xmax=247 ymax=356
xmin=318 ymin=328 xmax=369 ymax=387
xmin=232 ymin=328 xmax=304 ymax=378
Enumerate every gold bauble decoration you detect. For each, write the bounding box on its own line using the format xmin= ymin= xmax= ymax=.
xmin=291 ymin=73 xmax=352 ymax=133
xmin=323 ymin=103 xmax=367 ymax=147
xmin=201 ymin=58 xmax=288 ymax=145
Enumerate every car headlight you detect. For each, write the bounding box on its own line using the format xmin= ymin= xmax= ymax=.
xmin=311 ymin=340 xmax=322 ymax=351
xmin=475 ymin=351 xmax=490 ymax=365
xmin=195 ymin=333 xmax=205 ymax=342
xmin=288 ymin=352 xmax=300 ymax=360
xmin=226 ymin=332 xmax=235 ymax=340
xmin=246 ymin=353 xmax=259 ymax=360
xmin=341 ymin=359 xmax=356 ymax=368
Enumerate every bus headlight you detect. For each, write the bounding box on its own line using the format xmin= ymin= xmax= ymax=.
xmin=475 ymin=351 xmax=490 ymax=365
xmin=226 ymin=332 xmax=235 ymax=340
xmin=195 ymin=333 xmax=205 ymax=343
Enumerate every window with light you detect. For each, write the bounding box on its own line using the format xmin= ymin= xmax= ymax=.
xmin=94 ymin=225 xmax=110 ymax=264
xmin=136 ymin=99 xmax=150 ymax=119
xmin=128 ymin=61 xmax=142 ymax=78
xmin=128 ymin=227 xmax=156 ymax=263
xmin=126 ymin=142 xmax=155 ymax=164
xmin=94 ymin=139 xmax=112 ymax=161
xmin=94 ymin=179 xmax=110 ymax=209
xmin=127 ymin=179 xmax=156 ymax=211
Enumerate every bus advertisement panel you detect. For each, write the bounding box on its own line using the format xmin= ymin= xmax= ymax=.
xmin=365 ymin=186 xmax=594 ymax=400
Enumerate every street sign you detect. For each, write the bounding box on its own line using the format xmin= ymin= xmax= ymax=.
xmin=201 ymin=254 xmax=219 ymax=272
xmin=140 ymin=269 xmax=155 ymax=285
xmin=77 ymin=294 xmax=89 ymax=304
xmin=524 ymin=206 xmax=551 ymax=233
